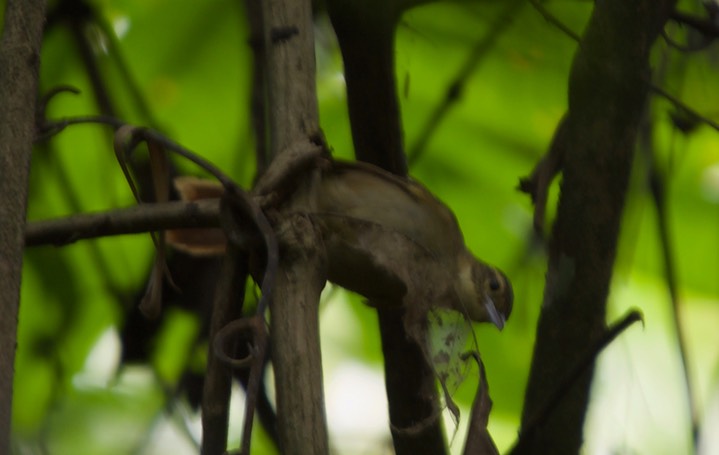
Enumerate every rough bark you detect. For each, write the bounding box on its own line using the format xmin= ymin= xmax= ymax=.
xmin=259 ymin=0 xmax=329 ymax=453
xmin=271 ymin=214 xmax=328 ymax=455
xmin=517 ymin=1 xmax=677 ymax=453
xmin=0 ymin=0 xmax=47 ymax=451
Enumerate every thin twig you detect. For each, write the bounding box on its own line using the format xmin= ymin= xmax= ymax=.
xmin=36 ymin=110 xmax=281 ymax=321
xmin=34 ymin=91 xmax=122 ymax=293
xmin=25 ymin=199 xmax=221 ymax=247
xmin=408 ymin=0 xmax=525 ymax=164
xmin=122 ymin=127 xmax=280 ymax=451
xmin=104 ymin=125 xmax=280 ymax=318
xmin=36 ymin=114 xmax=127 ymax=140
xmin=639 ymin=104 xmax=700 ymax=449
xmin=213 ymin=314 xmax=269 ymax=455
xmin=529 ymin=0 xmax=719 ymax=135
xmin=650 ymin=85 xmax=719 ymax=133
xmin=510 ymin=310 xmax=643 ymax=454
xmin=528 ymin=0 xmax=581 ymax=42
xmin=93 ymin=11 xmax=162 ymax=126
xmin=67 ymin=7 xmax=117 ymax=117
xmin=650 ymin=156 xmax=700 ymax=448
xmin=670 ymin=10 xmax=719 ymax=38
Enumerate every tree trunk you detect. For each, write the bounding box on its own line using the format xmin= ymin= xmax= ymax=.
xmin=259 ymin=0 xmax=329 ymax=453
xmin=327 ymin=2 xmax=447 ymax=454
xmin=0 ymin=1 xmax=47 ymax=451
xmin=518 ymin=1 xmax=677 ymax=453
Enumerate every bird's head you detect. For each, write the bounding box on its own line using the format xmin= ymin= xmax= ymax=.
xmin=457 ymin=253 xmax=513 ymax=330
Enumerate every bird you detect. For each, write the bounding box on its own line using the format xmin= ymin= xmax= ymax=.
xmin=170 ymin=159 xmax=513 ymax=432
xmin=295 ymin=160 xmax=513 ymax=330
xmin=169 ymin=159 xmax=513 ymax=330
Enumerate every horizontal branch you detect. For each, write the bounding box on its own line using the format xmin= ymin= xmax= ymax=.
xmin=25 ymin=199 xmax=221 ymax=247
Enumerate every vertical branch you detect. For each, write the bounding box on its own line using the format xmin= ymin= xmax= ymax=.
xmin=261 ymin=0 xmax=320 ymax=157
xmin=243 ymin=0 xmax=268 ymax=175
xmin=408 ymin=0 xmax=525 ymax=165
xmin=518 ymin=1 xmax=677 ymax=453
xmin=327 ymin=1 xmax=407 ymax=174
xmin=269 ymin=215 xmax=328 ymax=455
xmin=201 ymin=245 xmax=247 ymax=455
xmin=258 ymin=0 xmax=328 ymax=454
xmin=0 ymin=0 xmax=47 ymax=451
xmin=640 ymin=113 xmax=699 ymax=447
xmin=327 ymin=2 xmax=446 ymax=454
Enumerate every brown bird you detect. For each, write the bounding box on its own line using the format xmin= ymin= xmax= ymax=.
xmin=170 ymin=160 xmax=513 ymax=330
xmin=296 ymin=161 xmax=513 ymax=330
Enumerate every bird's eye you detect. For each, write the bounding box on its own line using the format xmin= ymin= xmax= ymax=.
xmin=489 ymin=277 xmax=501 ymax=291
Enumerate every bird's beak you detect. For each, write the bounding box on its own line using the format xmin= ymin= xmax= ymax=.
xmin=484 ymin=297 xmax=505 ymax=331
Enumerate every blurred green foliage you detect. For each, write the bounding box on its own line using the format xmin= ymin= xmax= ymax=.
xmin=12 ymin=0 xmax=719 ymax=453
